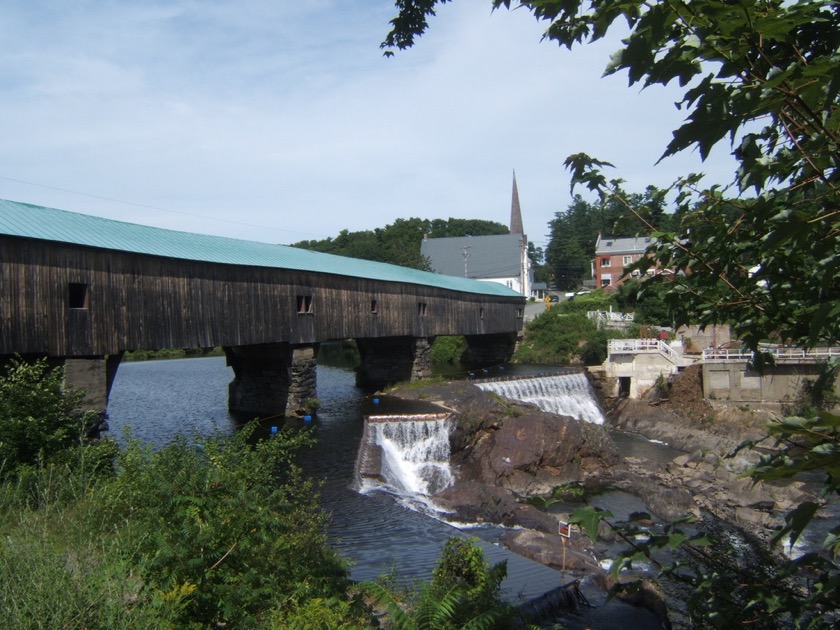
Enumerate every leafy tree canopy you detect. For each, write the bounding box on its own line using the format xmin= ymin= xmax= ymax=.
xmin=385 ymin=2 xmax=840 ymax=626
xmin=545 ymin=186 xmax=673 ymax=290
xmin=384 ymin=0 xmax=839 ymax=351
xmin=292 ymin=216 xmax=509 ymax=270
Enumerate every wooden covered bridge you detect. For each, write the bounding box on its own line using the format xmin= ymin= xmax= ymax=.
xmin=0 ymin=199 xmax=525 ymax=418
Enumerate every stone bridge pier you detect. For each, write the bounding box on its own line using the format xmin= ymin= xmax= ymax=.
xmin=224 ymin=343 xmax=319 ymax=419
xmin=355 ymin=336 xmax=434 ymax=389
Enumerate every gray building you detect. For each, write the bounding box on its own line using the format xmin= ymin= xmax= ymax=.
xmin=421 ymin=172 xmax=533 ymax=297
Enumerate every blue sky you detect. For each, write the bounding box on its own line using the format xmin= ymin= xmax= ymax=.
xmin=0 ymin=1 xmax=737 ymax=250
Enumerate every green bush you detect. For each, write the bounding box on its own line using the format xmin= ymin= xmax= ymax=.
xmin=580 ymin=328 xmax=626 ymax=366
xmin=367 ymin=537 xmax=513 ymax=630
xmin=0 ymin=358 xmax=99 ymax=479
xmin=431 ymin=336 xmax=467 ymax=365
xmin=515 ymin=310 xmax=598 ymax=364
xmin=97 ymin=425 xmax=350 ymax=627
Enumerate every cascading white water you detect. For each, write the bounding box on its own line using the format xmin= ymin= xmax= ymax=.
xmin=476 ymin=372 xmax=605 ymax=424
xmin=357 ymin=414 xmax=455 ymax=516
xmin=374 ymin=418 xmax=454 ymax=496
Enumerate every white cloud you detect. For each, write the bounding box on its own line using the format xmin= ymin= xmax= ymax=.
xmin=0 ymin=1 xmax=738 ymax=246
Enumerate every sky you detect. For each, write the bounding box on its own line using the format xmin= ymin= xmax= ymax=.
xmin=0 ymin=1 xmax=738 ymax=251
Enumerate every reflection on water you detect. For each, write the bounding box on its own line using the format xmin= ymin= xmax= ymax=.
xmin=106 ymin=357 xmax=572 ymax=605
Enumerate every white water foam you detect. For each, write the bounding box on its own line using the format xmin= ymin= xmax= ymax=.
xmin=359 ymin=417 xmax=455 ymax=515
xmin=476 ymin=373 xmax=605 ymax=424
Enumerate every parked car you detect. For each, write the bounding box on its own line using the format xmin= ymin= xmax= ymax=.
xmin=563 ymin=289 xmax=591 ymax=299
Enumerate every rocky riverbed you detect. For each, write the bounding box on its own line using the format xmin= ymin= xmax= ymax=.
xmin=383 ymin=366 xmax=820 ymax=627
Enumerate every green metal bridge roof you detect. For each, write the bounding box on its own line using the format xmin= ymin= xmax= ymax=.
xmin=0 ymin=198 xmax=523 ymax=298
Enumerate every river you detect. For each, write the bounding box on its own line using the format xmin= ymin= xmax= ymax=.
xmin=106 ymin=355 xmax=669 ymax=628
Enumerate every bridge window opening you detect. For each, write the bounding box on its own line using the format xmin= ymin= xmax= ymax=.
xmin=515 ymin=307 xmax=523 ymax=318
xmin=479 ymin=307 xmax=484 ymax=320
xmin=371 ymin=299 xmax=378 ymax=314
xmin=297 ymin=295 xmax=313 ymax=314
xmin=418 ymin=302 xmax=427 ymax=317
xmin=68 ymin=283 xmax=89 ymax=309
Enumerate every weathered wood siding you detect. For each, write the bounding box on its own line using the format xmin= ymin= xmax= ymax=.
xmin=1 ymin=236 xmax=524 ymax=356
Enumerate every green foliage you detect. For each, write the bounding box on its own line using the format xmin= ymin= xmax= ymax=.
xmin=0 ymin=357 xmax=99 ymax=479
xmin=612 ymin=279 xmax=673 ymax=328
xmin=293 ymin=217 xmax=509 ymax=271
xmin=431 ymin=335 xmax=467 ymax=365
xmin=0 ymin=354 xmax=366 ymax=628
xmin=367 ymin=537 xmax=513 ymax=629
xmin=514 ymin=310 xmax=596 ymax=364
xmin=385 ymin=1 xmax=840 ymax=626
xmin=554 ymin=290 xmax=610 ymax=314
xmin=545 ymin=188 xmax=673 ymax=290
xmin=98 ymin=424 xmax=350 ymax=627
xmin=579 ymin=328 xmax=624 ymax=366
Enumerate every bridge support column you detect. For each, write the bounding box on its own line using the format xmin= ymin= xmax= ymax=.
xmin=287 ymin=345 xmax=319 ymax=415
xmin=62 ymin=353 xmax=124 ymax=418
xmin=224 ymin=343 xmax=320 ymax=419
xmin=355 ymin=336 xmax=435 ymax=389
xmin=464 ymin=333 xmax=517 ymax=369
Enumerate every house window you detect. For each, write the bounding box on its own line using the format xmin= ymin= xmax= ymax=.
xmin=296 ymin=295 xmax=313 ymax=314
xmin=69 ymin=283 xmax=89 ymax=309
xmin=601 ymin=278 xmax=612 ymax=287
xmin=371 ymin=299 xmax=378 ymax=314
xmin=418 ymin=302 xmax=427 ymax=317
xmin=601 ymin=258 xmax=611 ymax=267
xmin=623 ymin=255 xmax=633 ymax=265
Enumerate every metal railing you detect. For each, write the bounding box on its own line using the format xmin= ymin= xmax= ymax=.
xmin=703 ymin=346 xmax=840 ymax=363
xmin=608 ymin=338 xmax=680 ymax=361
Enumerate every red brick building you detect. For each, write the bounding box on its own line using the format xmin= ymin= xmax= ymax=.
xmin=592 ymin=234 xmax=653 ymax=290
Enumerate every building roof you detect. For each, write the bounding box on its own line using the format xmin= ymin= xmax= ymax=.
xmin=421 ymin=233 xmax=523 ymax=280
xmin=594 ymin=235 xmax=652 ymax=256
xmin=510 ymin=171 xmax=523 ymax=235
xmin=0 ymin=198 xmax=522 ymax=298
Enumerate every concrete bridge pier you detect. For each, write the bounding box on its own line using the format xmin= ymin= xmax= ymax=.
xmin=464 ymin=332 xmax=517 ymax=368
xmin=355 ymin=336 xmax=435 ymax=389
xmin=0 ymin=353 xmax=124 ymax=438
xmin=61 ymin=353 xmax=124 ymax=420
xmin=224 ymin=343 xmax=319 ymax=419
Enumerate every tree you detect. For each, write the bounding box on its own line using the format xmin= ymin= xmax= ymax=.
xmin=384 ymin=1 xmax=840 ymax=626
xmin=0 ymin=358 xmax=98 ymax=476
xmin=292 ymin=217 xmax=509 ymax=270
xmin=383 ymin=1 xmax=838 ymax=351
xmin=544 ymin=187 xmax=670 ymax=290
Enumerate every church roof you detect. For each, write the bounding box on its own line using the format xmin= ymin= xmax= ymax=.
xmin=510 ymin=171 xmax=524 ymax=235
xmin=421 ymin=233 xmax=524 ymax=280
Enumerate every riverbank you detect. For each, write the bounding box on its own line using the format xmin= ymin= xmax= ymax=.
xmin=383 ymin=367 xmax=817 ymax=628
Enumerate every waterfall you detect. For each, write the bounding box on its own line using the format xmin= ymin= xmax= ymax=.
xmin=357 ymin=413 xmax=454 ymax=512
xmin=476 ymin=373 xmax=605 ymax=424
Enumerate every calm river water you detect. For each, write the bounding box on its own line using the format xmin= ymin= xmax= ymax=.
xmin=107 ymin=355 xmax=668 ymax=628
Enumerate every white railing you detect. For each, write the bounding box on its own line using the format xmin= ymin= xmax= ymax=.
xmin=703 ymin=346 xmax=840 ymax=363
xmin=608 ymin=338 xmax=679 ymax=361
xmin=587 ymin=310 xmax=635 ymax=330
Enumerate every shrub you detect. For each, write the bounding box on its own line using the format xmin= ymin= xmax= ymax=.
xmin=0 ymin=358 xmax=100 ymax=479
xmin=431 ymin=336 xmax=467 ymax=365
